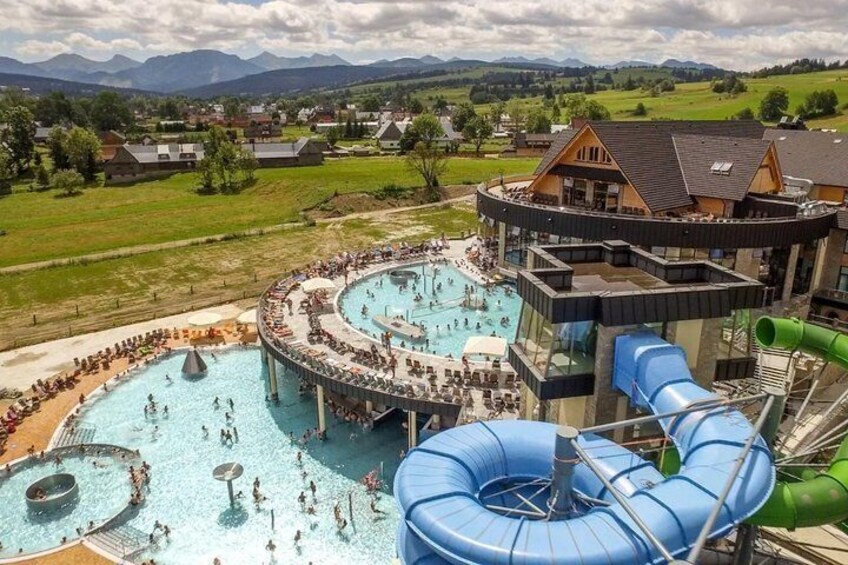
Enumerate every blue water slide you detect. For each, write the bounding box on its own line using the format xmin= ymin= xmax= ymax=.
xmin=394 ymin=332 xmax=775 ymax=564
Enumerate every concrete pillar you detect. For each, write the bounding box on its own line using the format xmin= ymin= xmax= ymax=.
xmin=520 ymin=381 xmax=539 ymax=421
xmin=555 ymin=397 xmax=588 ymax=428
xmin=670 ymin=318 xmax=720 ymax=389
xmin=814 ymin=229 xmax=847 ymax=292
xmin=734 ymin=248 xmax=761 ymax=281
xmin=316 ymin=385 xmax=326 ymax=433
xmin=260 ymin=347 xmax=269 ymax=365
xmin=781 ymin=244 xmax=801 ymax=302
xmin=497 ymin=221 xmax=507 ymax=267
xmin=613 ymin=397 xmax=628 ymax=443
xmin=266 ymin=350 xmax=279 ymax=401
xmin=365 ymin=400 xmax=373 ymax=414
xmin=408 ymin=411 xmax=418 ymax=449
xmin=585 ymin=324 xmax=641 ymax=429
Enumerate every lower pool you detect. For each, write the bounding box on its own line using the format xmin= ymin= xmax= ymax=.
xmin=338 ymin=262 xmax=521 ymax=358
xmin=22 ymin=347 xmax=405 ymax=564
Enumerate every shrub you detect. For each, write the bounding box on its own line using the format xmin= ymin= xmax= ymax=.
xmin=374 ymin=183 xmax=412 ymax=200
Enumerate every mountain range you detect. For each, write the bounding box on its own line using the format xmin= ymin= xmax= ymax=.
xmin=0 ymin=50 xmax=722 ymax=94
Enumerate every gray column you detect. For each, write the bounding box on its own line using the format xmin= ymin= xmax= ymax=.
xmin=814 ymin=229 xmax=847 ymax=292
xmin=408 ymin=410 xmax=418 ymax=449
xmin=585 ymin=324 xmax=641 ymax=429
xmin=548 ymin=426 xmax=578 ymax=518
xmin=316 ymin=385 xmax=327 ymax=433
xmin=734 ymin=248 xmax=761 ymax=280
xmin=266 ymin=350 xmax=279 ymax=401
xmin=497 ymin=221 xmax=506 ymax=267
xmin=781 ymin=244 xmax=801 ymax=302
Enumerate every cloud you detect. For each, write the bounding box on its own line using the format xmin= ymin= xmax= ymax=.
xmin=1 ymin=0 xmax=846 ymax=69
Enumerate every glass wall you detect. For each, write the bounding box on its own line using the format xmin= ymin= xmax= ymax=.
xmin=504 ymin=227 xmax=584 ymax=268
xmin=516 ymin=303 xmax=596 ymax=377
xmin=720 ymin=309 xmax=753 ymax=360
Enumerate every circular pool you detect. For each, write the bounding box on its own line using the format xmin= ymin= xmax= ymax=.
xmin=338 ymin=262 xmax=521 ymax=358
xmin=25 ymin=473 xmax=79 ymax=512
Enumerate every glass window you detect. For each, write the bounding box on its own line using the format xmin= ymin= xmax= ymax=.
xmin=546 ymin=321 xmax=597 ymax=377
xmin=721 ymin=310 xmax=753 ymax=359
xmin=838 ymin=267 xmax=848 ymax=292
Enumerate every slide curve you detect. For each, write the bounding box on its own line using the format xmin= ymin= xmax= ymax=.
xmin=394 ymin=332 xmax=774 ymax=564
xmin=744 ymin=317 xmax=848 ymax=529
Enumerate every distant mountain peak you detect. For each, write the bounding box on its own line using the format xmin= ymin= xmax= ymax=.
xmin=247 ymin=52 xmax=351 ymax=71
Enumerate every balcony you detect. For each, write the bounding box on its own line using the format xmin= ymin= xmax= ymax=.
xmin=478 ymin=178 xmax=837 ymax=250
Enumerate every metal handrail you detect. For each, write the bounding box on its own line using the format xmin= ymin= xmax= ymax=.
xmin=479 ymin=182 xmax=835 ymax=224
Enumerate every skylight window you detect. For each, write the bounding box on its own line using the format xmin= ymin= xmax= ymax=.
xmin=710 ymin=161 xmax=733 ymax=175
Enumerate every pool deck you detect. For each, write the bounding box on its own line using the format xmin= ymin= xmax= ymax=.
xmin=260 ymin=238 xmax=521 ymax=424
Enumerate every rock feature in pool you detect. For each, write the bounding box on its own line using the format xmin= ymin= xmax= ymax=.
xmin=372 ymin=315 xmax=425 ymax=341
xmin=25 ymin=473 xmax=79 ymax=513
xmin=388 ymin=270 xmax=419 ymax=285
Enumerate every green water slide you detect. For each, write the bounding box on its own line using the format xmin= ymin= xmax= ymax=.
xmin=745 ymin=316 xmax=848 ymax=529
xmin=658 ymin=316 xmax=848 ymax=529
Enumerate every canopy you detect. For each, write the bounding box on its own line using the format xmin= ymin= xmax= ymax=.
xmin=236 ymin=309 xmax=258 ymax=325
xmin=187 ymin=311 xmax=223 ymax=326
xmin=463 ymin=336 xmax=507 ymax=358
xmin=301 ymin=278 xmax=335 ymax=294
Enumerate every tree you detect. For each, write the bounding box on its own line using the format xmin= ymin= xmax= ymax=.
xmin=526 ymin=109 xmax=552 ymax=134
xmin=797 ymin=89 xmax=839 ymax=118
xmin=506 ymin=100 xmax=527 ymax=132
xmin=560 ymin=94 xmax=611 ymax=121
xmin=65 ymin=127 xmax=102 ymax=181
xmin=759 ymin=87 xmax=790 ymax=121
xmin=33 ymin=163 xmax=50 ymax=189
xmin=90 ymin=91 xmax=133 ymax=132
xmin=400 ymin=113 xmax=445 ymax=151
xmin=463 ymin=115 xmax=494 ymax=156
xmin=622 ymin=75 xmax=636 ymax=91
xmin=408 ymin=98 xmax=425 ymax=114
xmin=451 ymin=103 xmax=477 ymax=133
xmin=35 ymin=92 xmax=74 ymax=127
xmin=633 ymin=102 xmax=647 ymax=116
xmin=0 ymin=147 xmax=13 ymax=195
xmin=403 ymin=114 xmax=448 ymax=195
xmin=551 ymin=102 xmax=561 ymax=122
xmin=196 ymin=125 xmax=255 ymax=194
xmin=51 ymin=169 xmax=85 ymax=196
xmin=734 ymin=107 xmax=755 ymax=120
xmin=361 ymin=95 xmax=381 ymax=112
xmin=583 ymin=74 xmax=596 ymax=95
xmin=433 ymin=96 xmax=449 ymax=114
xmin=0 ymin=106 xmax=35 ymax=175
xmin=325 ymin=126 xmax=341 ymax=148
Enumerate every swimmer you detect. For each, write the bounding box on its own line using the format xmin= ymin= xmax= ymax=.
xmin=165 ymin=374 xmax=172 ymax=383
xmin=202 ymin=425 xmax=209 ymax=438
xmin=294 ymin=530 xmax=302 ymax=544
xmin=266 ymin=539 xmax=277 ymax=552
xmin=213 ymin=397 xmax=220 ymax=409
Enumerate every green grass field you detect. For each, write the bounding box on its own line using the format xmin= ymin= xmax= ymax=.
xmin=478 ymin=70 xmax=848 ymax=129
xmin=0 ymin=156 xmax=534 ymax=268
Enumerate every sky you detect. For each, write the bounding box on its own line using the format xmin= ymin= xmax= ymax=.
xmin=1 ymin=0 xmax=847 ymax=70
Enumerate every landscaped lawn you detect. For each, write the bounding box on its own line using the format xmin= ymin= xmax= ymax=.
xmin=0 ymin=156 xmax=535 ymax=267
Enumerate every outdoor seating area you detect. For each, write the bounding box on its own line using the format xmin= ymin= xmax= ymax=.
xmin=257 ymin=237 xmax=525 ymax=424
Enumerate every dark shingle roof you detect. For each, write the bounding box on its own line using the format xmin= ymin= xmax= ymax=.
xmin=534 ymin=129 xmax=580 ymax=174
xmin=673 ymin=134 xmax=772 ymax=202
xmin=534 ymin=120 xmax=766 ymax=211
xmin=763 ymin=128 xmax=848 ymax=188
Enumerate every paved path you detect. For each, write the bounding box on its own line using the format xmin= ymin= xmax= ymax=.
xmin=0 ymin=304 xmax=244 ymax=390
xmin=0 ymin=194 xmax=475 ymax=275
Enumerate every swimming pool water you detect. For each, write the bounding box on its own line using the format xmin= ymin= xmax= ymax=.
xmin=0 ymin=452 xmax=129 ymax=557
xmin=42 ymin=348 xmax=405 ymax=564
xmin=339 ymin=262 xmax=522 ymax=358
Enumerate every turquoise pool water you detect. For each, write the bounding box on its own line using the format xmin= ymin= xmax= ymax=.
xmin=0 ymin=452 xmax=130 ymax=557
xmin=16 ymin=348 xmax=406 ymax=564
xmin=338 ymin=262 xmax=522 ymax=358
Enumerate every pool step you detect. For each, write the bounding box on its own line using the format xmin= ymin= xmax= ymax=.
xmin=88 ymin=523 xmax=150 ymax=558
xmin=54 ymin=425 xmax=97 ymax=447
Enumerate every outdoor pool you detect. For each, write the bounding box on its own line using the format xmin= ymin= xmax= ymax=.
xmin=338 ymin=262 xmax=522 ymax=358
xmin=3 ymin=347 xmax=406 ymax=564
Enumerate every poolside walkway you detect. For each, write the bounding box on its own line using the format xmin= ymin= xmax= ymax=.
xmin=261 ymin=237 xmax=521 ymax=423
xmin=1 ymin=304 xmax=244 ymax=391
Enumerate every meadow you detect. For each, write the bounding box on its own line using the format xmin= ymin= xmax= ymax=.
xmin=0 ymin=156 xmax=535 ymax=268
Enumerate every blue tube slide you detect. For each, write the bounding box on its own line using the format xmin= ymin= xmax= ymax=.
xmin=394 ymin=332 xmax=775 ymax=564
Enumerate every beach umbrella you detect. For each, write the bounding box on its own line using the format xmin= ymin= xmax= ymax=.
xmin=187 ymin=311 xmax=223 ymax=326
xmin=301 ymin=278 xmax=335 ymax=294
xmin=236 ymin=309 xmax=258 ymax=325
xmin=462 ymin=335 xmax=507 ymax=358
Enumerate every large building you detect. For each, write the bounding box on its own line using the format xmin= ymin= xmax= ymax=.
xmin=478 ymin=120 xmax=842 ymax=310
xmin=104 ymin=138 xmax=324 ymax=183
